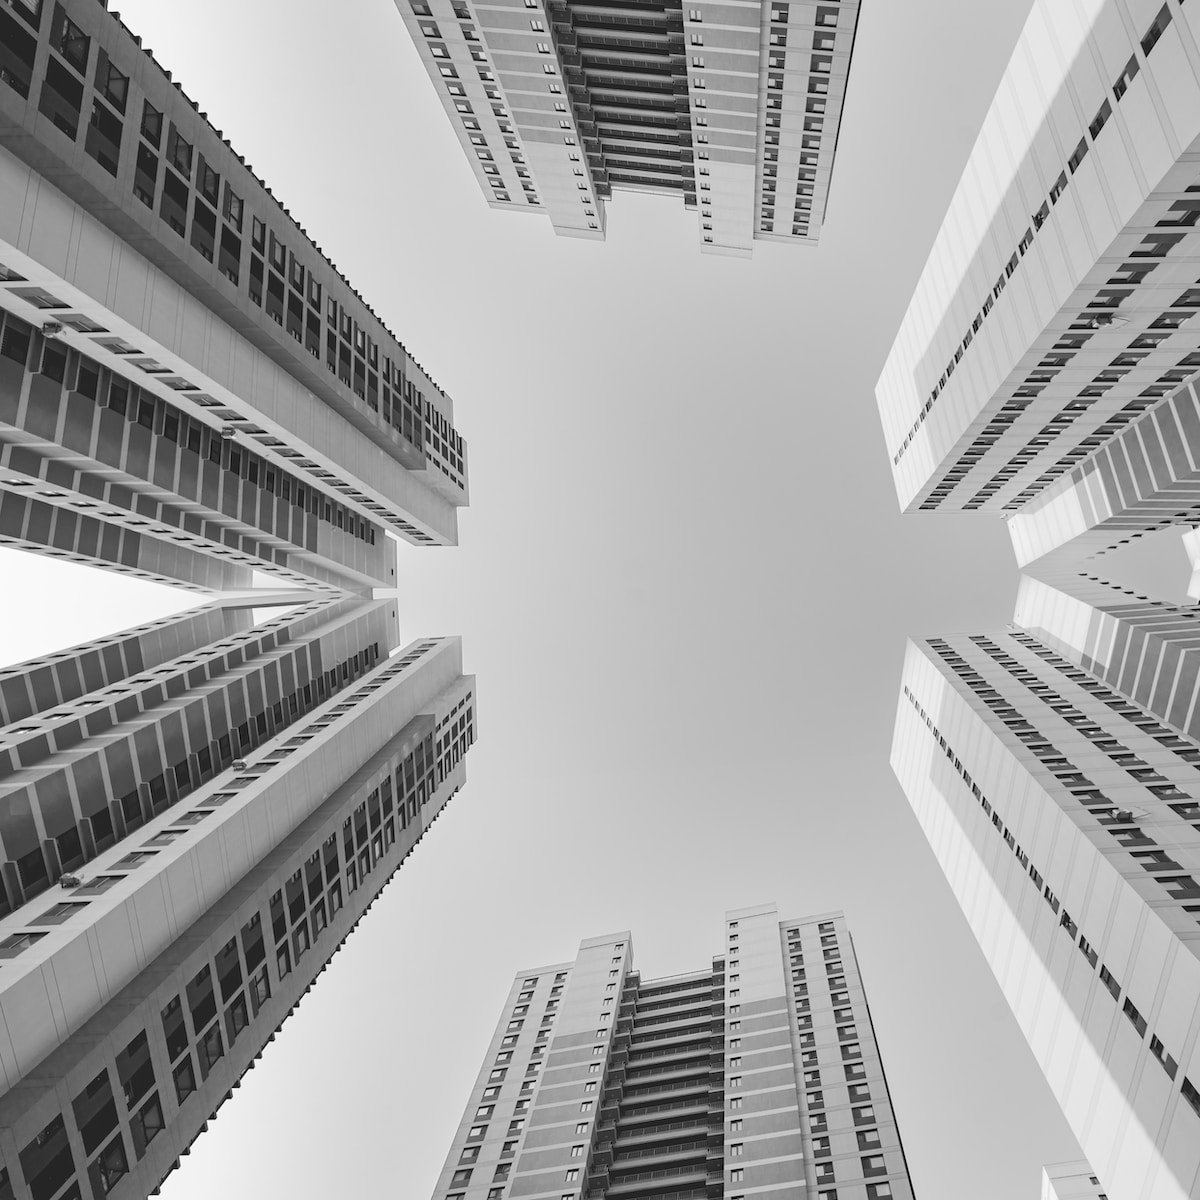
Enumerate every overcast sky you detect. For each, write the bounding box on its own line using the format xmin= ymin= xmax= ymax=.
xmin=0 ymin=0 xmax=1104 ymax=1196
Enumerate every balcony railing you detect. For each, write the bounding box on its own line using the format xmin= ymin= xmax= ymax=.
xmin=616 ymin=1118 xmax=713 ymax=1143
xmin=613 ymin=1139 xmax=707 ymax=1164
xmin=606 ymin=1164 xmax=710 ymax=1187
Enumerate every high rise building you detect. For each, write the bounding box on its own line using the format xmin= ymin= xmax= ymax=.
xmin=395 ymin=0 xmax=860 ymax=255
xmin=875 ymin=0 xmax=1200 ymax=520
xmin=0 ymin=2 xmax=476 ymax=1198
xmin=877 ymin=4 xmax=1200 ymax=1199
xmin=431 ymin=904 xmax=913 ymax=1200
xmin=892 ymin=629 xmax=1200 ymax=1200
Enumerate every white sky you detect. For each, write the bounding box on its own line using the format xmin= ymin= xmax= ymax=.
xmin=0 ymin=0 xmax=1098 ymax=1196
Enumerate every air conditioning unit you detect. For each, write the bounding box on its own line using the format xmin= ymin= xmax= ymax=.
xmin=41 ymin=320 xmax=64 ymax=339
xmin=220 ymin=425 xmax=238 ymax=440
xmin=60 ymin=872 xmax=83 ymax=888
xmin=232 ymin=759 xmax=248 ymax=770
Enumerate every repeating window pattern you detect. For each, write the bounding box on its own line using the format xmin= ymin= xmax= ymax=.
xmin=408 ymin=0 xmax=539 ymax=208
xmin=902 ymin=662 xmax=1200 ymax=1125
xmin=0 ymin=618 xmax=383 ymax=916
xmin=785 ymin=918 xmax=901 ymax=1197
xmin=894 ymin=1 xmax=1196 ymax=517
xmin=756 ymin=3 xmax=848 ymax=240
xmin=402 ymin=0 xmax=857 ymax=247
xmin=0 ymin=673 xmax=471 ymax=1200
xmin=0 ymin=312 xmax=384 ymax=552
xmin=0 ymin=0 xmax=466 ymax=509
xmin=0 ymin=641 xmax=447 ymax=926
xmin=928 ymin=635 xmax=1200 ymax=915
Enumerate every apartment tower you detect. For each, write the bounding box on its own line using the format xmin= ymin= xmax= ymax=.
xmin=0 ymin=2 xmax=476 ymax=1198
xmin=876 ymin=4 xmax=1200 ymax=1198
xmin=432 ymin=904 xmax=913 ymax=1200
xmin=395 ymin=0 xmax=860 ymax=255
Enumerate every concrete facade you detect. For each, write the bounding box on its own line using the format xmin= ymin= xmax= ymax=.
xmin=0 ymin=3 xmax=478 ymax=1198
xmin=876 ymin=0 xmax=1200 ymax=515
xmin=1044 ymin=1161 xmax=1111 ymax=1200
xmin=875 ymin=7 xmax=1200 ymax=1196
xmin=893 ymin=635 xmax=1200 ymax=1200
xmin=431 ymin=905 xmax=913 ymax=1200
xmin=394 ymin=0 xmax=860 ymax=256
xmin=0 ymin=0 xmax=467 ymax=547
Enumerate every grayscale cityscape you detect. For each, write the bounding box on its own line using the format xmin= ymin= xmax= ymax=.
xmin=0 ymin=1 xmax=1196 ymax=1199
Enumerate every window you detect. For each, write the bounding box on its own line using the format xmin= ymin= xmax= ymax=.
xmin=862 ymin=1155 xmax=887 ymax=1176
xmin=1183 ymin=1077 xmax=1200 ymax=1118
xmin=0 ymin=932 xmax=46 ymax=957
xmin=1142 ymin=4 xmax=1172 ymax=55
xmin=173 ymin=1056 xmax=196 ymax=1104
xmin=1123 ymin=997 xmax=1147 ymax=1037
xmin=133 ymin=101 xmax=163 ymax=155
xmin=867 ymin=1186 xmax=894 ymax=1200
xmin=167 ymin=126 xmax=193 ymax=177
xmin=730 ymin=1143 xmax=743 ymax=1156
xmin=1113 ymin=54 xmax=1139 ymax=99
xmin=1150 ymin=1035 xmax=1178 ymax=1079
xmin=1099 ymin=965 xmax=1120 ymax=1000
xmin=576 ymin=1123 xmax=588 ymax=1134
xmin=730 ymin=1169 xmax=744 ymax=1183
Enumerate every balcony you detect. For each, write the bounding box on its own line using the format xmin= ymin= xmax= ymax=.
xmin=603 ymin=1164 xmax=710 ymax=1196
xmin=627 ymin=1040 xmax=717 ymax=1068
xmin=614 ymin=1119 xmax=711 ymax=1148
xmin=619 ymin=1077 xmax=712 ymax=1105
xmin=611 ymin=1140 xmax=708 ymax=1167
